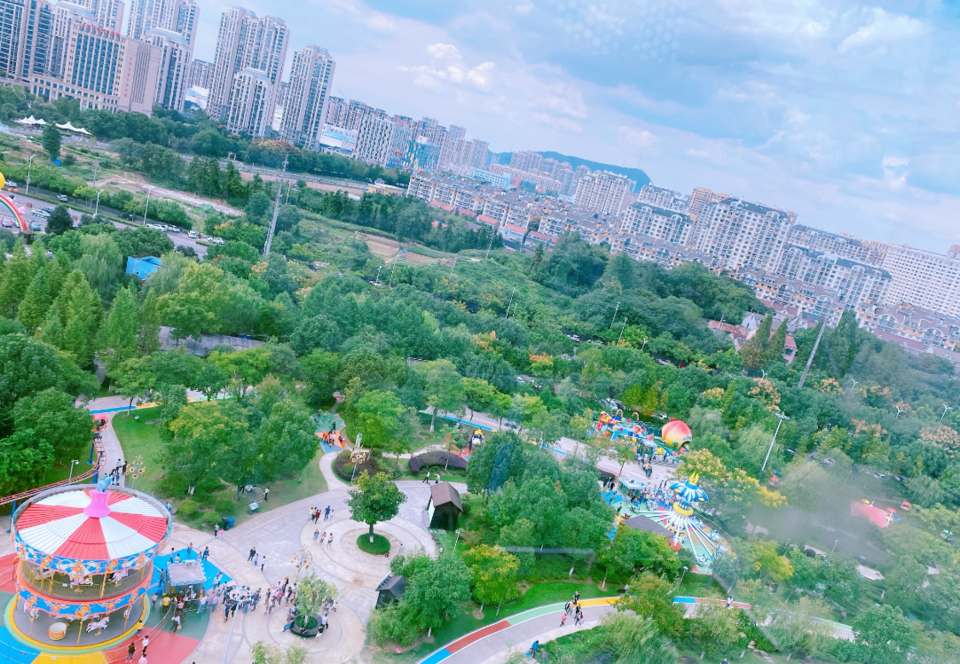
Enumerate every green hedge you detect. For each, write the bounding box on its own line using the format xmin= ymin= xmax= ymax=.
xmin=357 ymin=533 xmax=390 ymax=555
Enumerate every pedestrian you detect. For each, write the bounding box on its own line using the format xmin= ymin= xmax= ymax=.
xmin=213 ymin=524 xmax=220 ymax=539
xmin=253 ymin=553 xmax=259 ymax=567
xmin=313 ymin=510 xmax=321 ymax=524
xmin=171 ymin=613 xmax=181 ymax=631
xmin=216 ymin=526 xmax=223 ymax=540
xmin=223 ymin=602 xmax=230 ymax=622
xmin=529 ymin=640 xmax=539 ymax=657
xmin=126 ymin=642 xmax=136 ymax=662
xmin=214 ymin=572 xmax=223 ymax=588
xmin=564 ymin=601 xmax=571 ymax=615
xmin=252 ymin=589 xmax=261 ymax=611
xmin=186 ymin=543 xmax=193 ymax=559
xmin=139 ymin=654 xmax=147 ymax=664
xmin=162 ymin=596 xmax=171 ymax=613
xmin=327 ymin=533 xmax=333 ymax=547
xmin=248 ymin=547 xmax=256 ymax=562
xmin=313 ymin=529 xmax=320 ymax=542
xmin=560 ymin=612 xmax=567 ymax=627
xmin=324 ymin=506 xmax=330 ymax=520
xmin=310 ymin=508 xmax=316 ymax=521
xmin=202 ymin=546 xmax=210 ymax=561
xmin=261 ymin=555 xmax=266 ymax=572
xmin=142 ymin=635 xmax=150 ymax=656
xmin=134 ymin=619 xmax=144 ymax=635
xmin=264 ymin=487 xmax=269 ymax=502
xmin=573 ymin=590 xmax=580 ymax=603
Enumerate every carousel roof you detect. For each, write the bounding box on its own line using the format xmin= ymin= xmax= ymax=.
xmin=16 ymin=489 xmax=168 ymax=561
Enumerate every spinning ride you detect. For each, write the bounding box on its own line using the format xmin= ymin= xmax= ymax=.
xmin=594 ymin=412 xmax=691 ymax=457
xmin=8 ymin=477 xmax=171 ymax=652
xmin=632 ymin=473 xmax=726 ymax=573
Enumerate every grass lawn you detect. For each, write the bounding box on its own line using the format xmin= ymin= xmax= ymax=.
xmin=371 ymin=580 xmax=612 ymax=664
xmin=113 ymin=407 xmax=328 ymax=527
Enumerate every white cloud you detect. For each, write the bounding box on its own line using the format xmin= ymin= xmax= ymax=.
xmin=618 ymin=127 xmax=657 ymax=149
xmin=366 ymin=14 xmax=397 ymax=33
xmin=839 ymin=8 xmax=924 ymax=53
xmin=402 ymin=43 xmax=496 ymax=91
xmin=532 ymin=113 xmax=583 ymax=133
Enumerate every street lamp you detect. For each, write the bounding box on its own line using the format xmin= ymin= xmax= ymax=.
xmin=25 ymin=154 xmax=35 ymax=195
xmin=617 ymin=316 xmax=628 ymax=344
xmin=68 ymin=459 xmax=80 ymax=481
xmin=761 ymin=412 xmax=791 ymax=473
xmin=95 ymin=189 xmax=104 ymax=216
xmin=941 ymin=404 xmax=954 ymax=423
xmin=142 ymin=185 xmax=155 ymax=224
xmin=454 ymin=529 xmax=462 ymax=548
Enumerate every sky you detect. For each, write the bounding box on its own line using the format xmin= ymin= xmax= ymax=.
xmin=191 ymin=0 xmax=960 ymax=253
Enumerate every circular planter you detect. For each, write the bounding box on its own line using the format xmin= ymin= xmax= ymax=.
xmin=290 ymin=614 xmax=323 ymax=638
xmin=357 ymin=533 xmax=390 ymax=555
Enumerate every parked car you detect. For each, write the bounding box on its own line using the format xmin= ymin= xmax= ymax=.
xmin=5 ymin=181 xmax=17 ymax=188
xmin=188 ymin=230 xmax=198 ymax=238
xmin=29 ymin=221 xmax=42 ymax=231
xmin=1 ymin=219 xmax=12 ymax=228
xmin=145 ymin=223 xmax=164 ymax=230
xmin=210 ymin=237 xmax=225 ymax=245
xmin=57 ymin=194 xmax=68 ymax=202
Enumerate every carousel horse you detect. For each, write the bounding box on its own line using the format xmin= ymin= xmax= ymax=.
xmin=86 ymin=616 xmax=109 ymax=633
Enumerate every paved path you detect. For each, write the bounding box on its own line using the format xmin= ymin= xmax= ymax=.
xmin=418 ymin=598 xmax=619 ymax=664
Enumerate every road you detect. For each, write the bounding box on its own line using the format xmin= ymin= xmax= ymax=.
xmin=7 ymin=190 xmax=207 ymax=256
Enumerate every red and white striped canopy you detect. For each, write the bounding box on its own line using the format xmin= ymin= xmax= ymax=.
xmin=16 ymin=489 xmax=167 ymax=561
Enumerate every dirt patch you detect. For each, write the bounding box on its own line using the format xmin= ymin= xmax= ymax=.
xmin=100 ymin=175 xmax=242 ymax=215
xmin=239 ymin=171 xmax=367 ymax=196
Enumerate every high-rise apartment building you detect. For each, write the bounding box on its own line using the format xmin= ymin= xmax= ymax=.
xmin=279 ymin=44 xmax=335 ymax=148
xmin=880 ymin=245 xmax=960 ymax=317
xmin=0 ymin=0 xmax=53 ymax=83
xmin=93 ymin=0 xmax=123 ymax=31
xmin=144 ymin=27 xmax=189 ymax=111
xmin=695 ymin=198 xmax=793 ymax=272
xmin=778 ymin=246 xmax=890 ymax=308
xmin=786 ymin=225 xmax=887 ymax=266
xmin=620 ymin=202 xmax=694 ymax=245
xmin=510 ymin=150 xmax=542 ymax=173
xmin=355 ymin=115 xmax=395 ymax=166
xmin=687 ymin=186 xmax=730 ymax=222
xmin=637 ymin=184 xmax=686 ymax=211
xmin=573 ymin=170 xmax=632 ymax=215
xmin=208 ymin=7 xmax=287 ymax=134
xmin=187 ymin=56 xmax=209 ymax=87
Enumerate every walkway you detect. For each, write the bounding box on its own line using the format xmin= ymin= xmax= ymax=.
xmin=419 ymin=598 xmax=619 ymax=664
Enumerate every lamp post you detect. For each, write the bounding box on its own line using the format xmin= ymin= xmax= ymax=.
xmin=375 ymin=265 xmax=382 ymax=286
xmin=142 ymin=186 xmax=155 ymax=224
xmin=94 ymin=189 xmax=104 ymax=216
xmin=505 ymin=287 xmax=516 ymax=319
xmin=68 ymin=459 xmax=79 ymax=481
xmin=761 ymin=412 xmax=790 ymax=473
xmin=941 ymin=404 xmax=954 ymax=423
xmin=454 ymin=529 xmax=462 ymax=549
xmin=25 ymin=154 xmax=35 ymax=195
xmin=617 ymin=316 xmax=628 ymax=344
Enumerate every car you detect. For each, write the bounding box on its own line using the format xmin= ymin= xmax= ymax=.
xmin=210 ymin=237 xmax=225 ymax=245
xmin=145 ymin=223 xmax=164 ymax=230
xmin=56 ymin=194 xmax=68 ymax=202
xmin=188 ymin=230 xmax=198 ymax=238
xmin=29 ymin=221 xmax=41 ymax=232
xmin=516 ymin=376 xmax=525 ymax=383
xmin=1 ymin=219 xmax=11 ymax=228
xmin=31 ymin=210 xmax=45 ymax=217
xmin=5 ymin=181 xmax=17 ymax=188
xmin=42 ymin=207 xmax=53 ymax=212
xmin=873 ymin=472 xmax=887 ymax=479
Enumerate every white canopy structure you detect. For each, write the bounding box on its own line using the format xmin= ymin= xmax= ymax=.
xmin=14 ymin=115 xmax=48 ymax=126
xmin=56 ymin=121 xmax=92 ymax=136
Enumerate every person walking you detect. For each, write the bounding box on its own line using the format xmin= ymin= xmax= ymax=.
xmin=186 ymin=543 xmax=193 ymax=559
xmin=202 ymin=546 xmax=210 ymax=561
xmin=564 ymin=601 xmax=571 ymax=615
xmin=313 ymin=529 xmax=320 ymax=542
xmin=138 ymin=655 xmax=147 ymax=664
xmin=327 ymin=533 xmax=333 ymax=547
xmin=134 ymin=619 xmax=144 ymax=635
xmin=559 ymin=612 xmax=567 ymax=627
xmin=247 ymin=547 xmax=256 ymax=562
xmin=171 ymin=613 xmax=181 ymax=631
xmin=324 ymin=506 xmax=330 ymax=520
xmin=141 ymin=635 xmax=150 ymax=656
xmin=261 ymin=555 xmax=267 ymax=572
xmin=253 ymin=553 xmax=259 ymax=568
xmin=223 ymin=602 xmax=231 ymax=623
xmin=263 ymin=487 xmax=269 ymax=502
xmin=126 ymin=642 xmax=136 ymax=662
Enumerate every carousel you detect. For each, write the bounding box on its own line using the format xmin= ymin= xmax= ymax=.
xmin=7 ymin=477 xmax=171 ymax=653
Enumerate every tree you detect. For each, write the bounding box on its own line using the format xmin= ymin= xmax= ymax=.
xmin=508 ymin=394 xmax=547 ymax=435
xmin=347 ymin=471 xmax=407 ymax=542
xmin=158 ymin=262 xmax=226 ymax=342
xmin=680 ymin=448 xmax=730 ymax=481
xmin=165 ymin=401 xmax=255 ymax=490
xmin=687 ymin=602 xmax=741 ymax=655
xmin=250 ymin=642 xmax=308 ymax=664
xmin=0 ymin=333 xmax=63 ymax=412
xmin=593 ymin=611 xmax=679 ymax=664
xmin=616 ymin=573 xmax=684 ymax=635
xmin=462 ymin=545 xmax=520 ymax=612
xmin=740 ymin=314 xmax=772 ymax=369
xmin=852 ymin=604 xmax=915 ymax=664
xmin=353 ymin=389 xmax=406 ymax=450
xmin=300 ymin=349 xmax=340 ymax=406
xmin=16 ymin=265 xmax=50 ymax=334
xmin=109 ymin=356 xmax=155 ymax=414
xmin=294 ymin=573 xmax=337 ymax=620
xmin=98 ymin=286 xmax=138 ymax=373
xmin=0 ymin=430 xmax=55 ymax=495
xmin=290 ymin=314 xmax=340 ymax=355
xmin=0 ymin=242 xmax=34 ymax=316
xmin=42 ymin=124 xmax=61 ymax=161
xmin=45 ymin=206 xmax=73 ymax=236
xmin=414 ymin=359 xmax=464 ymax=432
xmin=255 ymin=400 xmax=318 ymax=481
xmin=13 ymin=388 xmax=91 ymax=458
xmin=403 ymin=554 xmax=472 ymax=636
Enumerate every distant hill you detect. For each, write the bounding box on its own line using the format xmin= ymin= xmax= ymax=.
xmin=489 ymin=151 xmax=651 ymax=191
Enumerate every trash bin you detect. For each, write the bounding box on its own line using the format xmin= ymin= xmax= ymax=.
xmin=221 ymin=516 xmax=235 ymax=530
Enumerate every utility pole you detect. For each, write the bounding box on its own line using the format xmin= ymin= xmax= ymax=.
xmin=761 ymin=412 xmax=790 ymax=473
xmin=485 ymin=223 xmax=498 ymax=259
xmin=263 ymin=155 xmax=288 ymax=257
xmin=505 ymin=288 xmax=516 ymax=319
xmin=611 ymin=301 xmax=620 ymax=327
xmin=797 ymin=319 xmax=827 ymax=389
xmin=618 ymin=316 xmax=628 ymax=344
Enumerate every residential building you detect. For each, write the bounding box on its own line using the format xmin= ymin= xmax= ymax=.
xmin=777 ymin=246 xmax=890 ymax=308
xmin=31 ymin=21 xmax=161 ymax=113
xmin=280 ymin=44 xmax=336 ymax=148
xmin=407 ymin=137 xmax=440 ymax=173
xmin=786 ymin=224 xmax=887 ymax=266
xmin=0 ymin=0 xmax=53 ymax=83
xmin=225 ymin=67 xmax=273 ymax=136
xmin=510 ymin=150 xmax=542 ymax=172
xmin=473 ymin=169 xmax=509 ymax=188
xmin=880 ymin=244 xmax=960 ymax=317
xmin=93 ymin=0 xmax=122 ymax=30
xmin=208 ymin=7 xmax=287 ymax=132
xmin=144 ymin=27 xmax=190 ymax=111
xmin=687 ymin=186 xmax=727 ymax=221
xmin=695 ymin=198 xmax=793 ymax=273
xmin=620 ymin=201 xmax=694 ymax=245
xmin=734 ymin=267 xmax=843 ymax=326
xmin=316 ymin=123 xmax=356 ymax=155
xmin=489 ymin=164 xmax=562 ymax=193
xmin=573 ymin=170 xmax=632 ymax=214
xmin=127 ymin=0 xmax=195 ymax=41
xmin=355 ymin=115 xmax=395 ymax=166
xmin=637 ymin=184 xmax=686 ymax=211
xmin=857 ymin=303 xmax=960 ymax=352
xmin=187 ymin=55 xmax=208 ymax=87
xmin=386 ymin=122 xmax=410 ymax=168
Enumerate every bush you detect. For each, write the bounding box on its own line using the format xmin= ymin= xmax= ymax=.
xmin=408 ymin=451 xmax=468 ymax=474
xmin=215 ymin=498 xmax=235 ymax=514
xmin=333 ymin=449 xmax=383 ymax=481
xmin=357 ymin=533 xmax=390 ymax=555
xmin=178 ymin=499 xmax=199 ymax=516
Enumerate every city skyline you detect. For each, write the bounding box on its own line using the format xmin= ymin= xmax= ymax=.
xmin=187 ymin=0 xmax=960 ymax=254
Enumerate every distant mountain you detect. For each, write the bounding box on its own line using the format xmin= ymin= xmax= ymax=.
xmin=489 ymin=151 xmax=651 ymax=191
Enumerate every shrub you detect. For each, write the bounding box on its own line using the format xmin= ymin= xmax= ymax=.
xmin=215 ymin=498 xmax=235 ymax=514
xmin=333 ymin=449 xmax=383 ymax=481
xmin=408 ymin=451 xmax=468 ymax=474
xmin=357 ymin=533 xmax=390 ymax=555
xmin=178 ymin=499 xmax=198 ymax=516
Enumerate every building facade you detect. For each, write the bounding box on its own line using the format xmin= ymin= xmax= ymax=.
xmin=279 ymin=44 xmax=335 ymax=148
xmin=573 ymin=170 xmax=632 ymax=215
xmin=354 ymin=114 xmax=394 ymax=166
xmin=695 ymin=198 xmax=793 ymax=273
xmin=880 ymin=244 xmax=960 ymax=317
xmin=620 ymin=201 xmax=694 ymax=245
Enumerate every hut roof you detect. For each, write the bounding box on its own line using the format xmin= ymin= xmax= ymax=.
xmin=430 ymin=482 xmax=463 ymax=512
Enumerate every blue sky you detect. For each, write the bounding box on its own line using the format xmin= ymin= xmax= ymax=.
xmin=192 ymin=0 xmax=960 ymax=253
